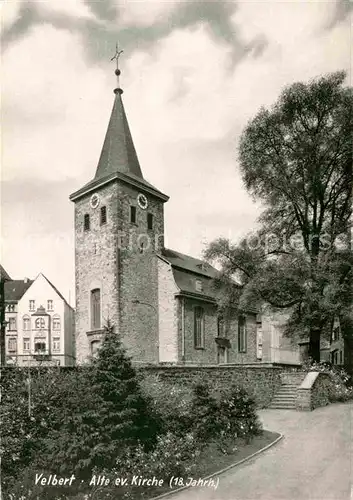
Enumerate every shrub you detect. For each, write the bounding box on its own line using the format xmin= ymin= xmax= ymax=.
xmin=302 ymin=359 xmax=353 ymax=402
xmin=139 ymin=375 xmax=193 ymax=435
xmin=85 ymin=432 xmax=201 ymax=500
xmin=189 ymin=383 xmax=221 ymax=443
xmin=218 ymin=386 xmax=262 ymax=443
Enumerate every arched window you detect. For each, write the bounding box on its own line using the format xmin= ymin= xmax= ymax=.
xmin=217 ymin=316 xmax=225 ymax=337
xmin=52 ymin=315 xmax=61 ymax=331
xmin=23 ymin=315 xmax=31 ymax=331
xmin=194 ymin=306 xmax=205 ymax=348
xmin=91 ymin=340 xmax=101 ymax=358
xmin=91 ymin=289 xmax=101 ymax=330
xmin=35 ymin=317 xmax=45 ymax=329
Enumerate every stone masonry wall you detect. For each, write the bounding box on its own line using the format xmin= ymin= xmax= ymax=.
xmin=296 ymin=372 xmax=333 ymax=411
xmin=179 ymin=300 xmax=258 ymax=364
xmin=157 ymin=258 xmax=179 ymax=363
xmin=74 ymin=182 xmax=119 ymax=363
xmin=117 ymin=182 xmax=165 ymax=363
xmin=137 ymin=364 xmax=300 ymax=408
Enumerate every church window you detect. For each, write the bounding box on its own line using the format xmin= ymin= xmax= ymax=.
xmin=29 ymin=300 xmax=35 ymax=311
xmin=91 ymin=289 xmax=101 ymax=330
xmin=195 ymin=279 xmax=203 ymax=292
xmin=217 ymin=317 xmax=225 ymax=337
xmin=194 ymin=306 xmax=205 ymax=348
xmin=100 ymin=206 xmax=107 ymax=225
xmin=35 ymin=318 xmax=45 ymax=329
xmin=47 ymin=300 xmax=53 ymax=311
xmin=238 ymin=316 xmax=247 ymax=353
xmin=23 ymin=316 xmax=31 ymax=331
xmin=340 ymin=350 xmax=343 ymax=364
xmin=52 ymin=316 xmax=61 ymax=331
xmin=130 ymin=206 xmax=137 ymax=224
xmin=147 ymin=213 xmax=153 ymax=230
xmin=84 ymin=214 xmax=90 ymax=231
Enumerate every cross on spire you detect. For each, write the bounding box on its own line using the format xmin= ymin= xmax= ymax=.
xmin=111 ymin=42 xmax=124 ymax=94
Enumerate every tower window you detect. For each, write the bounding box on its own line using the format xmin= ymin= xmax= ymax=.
xmin=23 ymin=338 xmax=30 ymax=351
xmin=90 ymin=288 xmax=101 ymax=330
xmin=238 ymin=316 xmax=247 ymax=353
xmin=195 ymin=279 xmax=203 ymax=292
xmin=130 ymin=206 xmax=137 ymax=224
xmin=194 ymin=306 xmax=205 ymax=348
xmin=84 ymin=214 xmax=90 ymax=231
xmin=100 ymin=206 xmax=107 ymax=225
xmin=147 ymin=213 xmax=153 ymax=230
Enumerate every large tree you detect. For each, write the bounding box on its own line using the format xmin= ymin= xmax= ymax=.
xmin=205 ymin=72 xmax=352 ymax=362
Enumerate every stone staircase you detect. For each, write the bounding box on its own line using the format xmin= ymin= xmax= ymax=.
xmin=269 ymin=372 xmax=307 ymax=410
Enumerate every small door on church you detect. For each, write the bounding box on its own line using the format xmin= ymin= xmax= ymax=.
xmin=217 ymin=346 xmax=228 ymax=364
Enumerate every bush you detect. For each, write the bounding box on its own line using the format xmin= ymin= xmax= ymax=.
xmin=189 ymin=383 xmax=221 ymax=443
xmin=302 ymin=359 xmax=353 ymax=402
xmin=218 ymin=386 xmax=262 ymax=443
xmin=139 ymin=375 xmax=193 ymax=435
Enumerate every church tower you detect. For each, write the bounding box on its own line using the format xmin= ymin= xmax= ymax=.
xmin=70 ymin=48 xmax=169 ymax=363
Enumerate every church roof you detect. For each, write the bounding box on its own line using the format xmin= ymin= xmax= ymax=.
xmin=161 ymin=248 xmax=219 ymax=279
xmin=70 ymin=90 xmax=168 ymax=203
xmin=95 ymin=91 xmax=142 ymax=180
xmin=5 ymin=279 xmax=33 ymax=302
xmin=161 ymin=248 xmax=257 ymax=313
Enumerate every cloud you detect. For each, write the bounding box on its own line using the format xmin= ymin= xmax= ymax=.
xmin=2 ymin=24 xmax=112 ymax=183
xmin=1 ymin=1 xmax=23 ymax=29
xmin=33 ymin=0 xmax=94 ymax=20
xmin=112 ymin=0 xmax=181 ymax=27
xmin=1 ymin=0 xmax=351 ymax=296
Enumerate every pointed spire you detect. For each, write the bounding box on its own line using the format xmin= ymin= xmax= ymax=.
xmin=94 ymin=45 xmax=143 ymax=181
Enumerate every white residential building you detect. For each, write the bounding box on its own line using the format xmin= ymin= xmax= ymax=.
xmin=4 ymin=270 xmax=75 ymax=366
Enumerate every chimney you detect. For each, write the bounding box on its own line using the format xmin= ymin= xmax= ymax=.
xmin=24 ymin=277 xmax=29 ymax=283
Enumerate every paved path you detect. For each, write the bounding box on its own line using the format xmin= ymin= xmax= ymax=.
xmin=171 ymin=402 xmax=352 ymax=500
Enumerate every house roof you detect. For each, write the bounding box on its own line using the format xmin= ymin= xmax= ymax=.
xmin=5 ymin=279 xmax=33 ymax=302
xmin=69 ymin=90 xmax=168 ymax=203
xmin=41 ymin=274 xmax=73 ymax=309
xmin=0 ymin=265 xmax=12 ymax=281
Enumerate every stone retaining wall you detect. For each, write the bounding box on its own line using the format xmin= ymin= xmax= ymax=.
xmin=296 ymin=372 xmax=333 ymax=410
xmin=137 ymin=363 xmax=301 ymax=409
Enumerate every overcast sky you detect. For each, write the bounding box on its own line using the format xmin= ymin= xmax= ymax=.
xmin=1 ymin=0 xmax=351 ymax=304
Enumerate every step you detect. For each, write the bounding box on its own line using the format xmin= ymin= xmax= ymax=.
xmin=269 ymin=405 xmax=296 ymax=410
xmin=272 ymin=396 xmax=296 ymax=401
xmin=270 ymin=401 xmax=296 ymax=407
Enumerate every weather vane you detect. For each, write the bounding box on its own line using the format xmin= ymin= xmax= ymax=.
xmin=111 ymin=43 xmax=124 ymax=94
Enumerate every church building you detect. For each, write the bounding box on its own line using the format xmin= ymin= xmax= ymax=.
xmin=70 ymin=59 xmax=260 ymax=365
